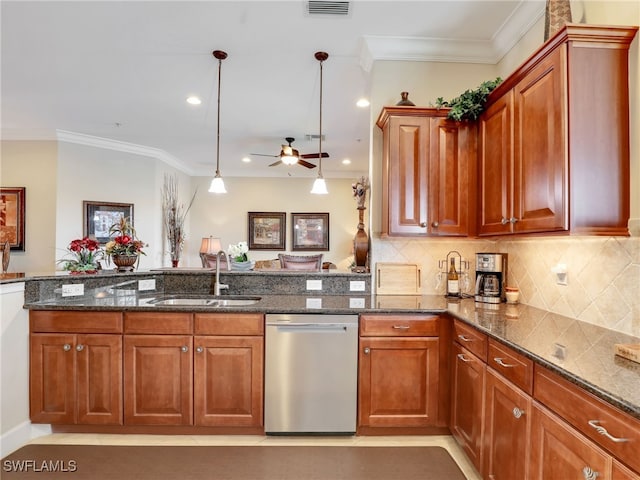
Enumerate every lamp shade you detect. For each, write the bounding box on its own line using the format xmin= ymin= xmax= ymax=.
xmin=311 ymin=176 xmax=328 ymax=195
xmin=208 ymin=175 xmax=227 ymax=193
xmin=199 ymin=237 xmax=222 ymax=255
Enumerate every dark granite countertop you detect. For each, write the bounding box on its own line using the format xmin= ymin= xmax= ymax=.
xmin=22 ymin=282 xmax=640 ymax=421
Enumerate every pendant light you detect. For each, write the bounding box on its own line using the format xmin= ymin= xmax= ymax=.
xmin=209 ymin=50 xmax=228 ymax=194
xmin=311 ymin=51 xmax=329 ymax=195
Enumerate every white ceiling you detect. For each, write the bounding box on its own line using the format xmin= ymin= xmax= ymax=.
xmin=1 ymin=0 xmax=544 ymax=179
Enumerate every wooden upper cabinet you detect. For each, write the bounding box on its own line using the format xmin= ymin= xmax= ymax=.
xmin=479 ymin=24 xmax=638 ymax=236
xmin=377 ymin=107 xmax=476 ymax=237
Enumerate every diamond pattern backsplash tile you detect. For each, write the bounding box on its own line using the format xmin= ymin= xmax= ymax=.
xmin=371 ymin=235 xmax=640 ymax=336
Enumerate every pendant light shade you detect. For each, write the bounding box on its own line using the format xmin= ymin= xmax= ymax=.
xmin=311 ymin=51 xmax=329 ymax=195
xmin=209 ymin=49 xmax=228 ymax=194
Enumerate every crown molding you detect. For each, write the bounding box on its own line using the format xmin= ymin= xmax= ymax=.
xmin=56 ymin=130 xmax=195 ymax=176
xmin=359 ymin=0 xmax=545 ymax=71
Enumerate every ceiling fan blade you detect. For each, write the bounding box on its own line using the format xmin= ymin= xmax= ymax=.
xmin=269 ymin=159 xmax=283 ymax=167
xmin=300 ymin=152 xmax=329 ymax=159
xmin=298 ymin=159 xmax=317 ymax=169
xmin=250 ymin=153 xmax=279 ymax=158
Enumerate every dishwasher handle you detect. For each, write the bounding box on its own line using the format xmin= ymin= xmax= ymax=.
xmin=269 ymin=323 xmax=350 ymax=333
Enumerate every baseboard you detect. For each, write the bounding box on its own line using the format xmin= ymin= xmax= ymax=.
xmin=0 ymin=422 xmax=51 ymax=458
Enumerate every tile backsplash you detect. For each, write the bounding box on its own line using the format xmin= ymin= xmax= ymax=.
xmin=371 ymin=233 xmax=640 ymax=337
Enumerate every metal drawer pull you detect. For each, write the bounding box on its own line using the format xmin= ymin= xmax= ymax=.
xmin=587 ymin=420 xmax=630 ymax=443
xmin=392 ymin=325 xmax=410 ymax=330
xmin=181 ymin=346 xmax=189 ymax=353
xmin=363 ymin=347 xmax=370 ymax=355
xmin=582 ymin=466 xmax=599 ymax=480
xmin=458 ymin=334 xmax=473 ymax=342
xmin=196 ymin=346 xmax=204 ymax=353
xmin=512 ymin=407 xmax=525 ymax=419
xmin=63 ymin=344 xmax=72 ymax=352
xmin=457 ymin=353 xmax=472 ymax=363
xmin=76 ymin=344 xmax=84 ymax=352
xmin=494 ymin=357 xmax=516 ymax=368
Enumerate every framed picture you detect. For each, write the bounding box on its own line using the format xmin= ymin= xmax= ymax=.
xmin=248 ymin=212 xmax=286 ymax=250
xmin=0 ymin=187 xmax=26 ymax=251
xmin=83 ymin=201 xmax=133 ymax=244
xmin=291 ymin=213 xmax=329 ymax=251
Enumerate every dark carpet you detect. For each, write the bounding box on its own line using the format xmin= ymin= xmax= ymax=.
xmin=1 ymin=444 xmax=467 ymax=480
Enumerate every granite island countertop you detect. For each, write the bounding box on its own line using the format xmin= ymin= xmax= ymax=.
xmin=23 ymin=284 xmax=640 ymax=421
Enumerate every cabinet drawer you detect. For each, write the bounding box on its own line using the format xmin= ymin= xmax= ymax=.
xmin=194 ymin=313 xmax=263 ymax=336
xmin=534 ymin=366 xmax=640 ymax=474
xmin=360 ymin=314 xmax=439 ymax=337
xmin=124 ymin=312 xmax=192 ymax=334
xmin=30 ymin=310 xmax=123 ymax=333
xmin=453 ymin=320 xmax=487 ymax=362
xmin=487 ymin=338 xmax=533 ymax=394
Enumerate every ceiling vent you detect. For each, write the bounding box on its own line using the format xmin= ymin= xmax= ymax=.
xmin=307 ymin=1 xmax=350 ymax=16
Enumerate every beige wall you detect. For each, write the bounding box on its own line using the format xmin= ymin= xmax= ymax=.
xmin=0 ymin=141 xmax=57 ymax=273
xmin=189 ymin=176 xmax=362 ymax=270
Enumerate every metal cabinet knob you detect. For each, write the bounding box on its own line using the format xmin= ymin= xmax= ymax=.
xmin=432 ymin=222 xmax=439 ymax=228
xmin=63 ymin=344 xmax=72 ymax=352
xmin=510 ymin=217 xmax=518 ymax=224
xmin=501 ymin=217 xmax=509 ymax=225
xmin=181 ymin=346 xmax=189 ymax=353
xmin=582 ymin=466 xmax=599 ymax=480
xmin=76 ymin=344 xmax=84 ymax=352
xmin=420 ymin=222 xmax=427 ymax=227
xmin=363 ymin=347 xmax=371 ymax=355
xmin=196 ymin=346 xmax=204 ymax=353
xmin=512 ymin=407 xmax=525 ymax=419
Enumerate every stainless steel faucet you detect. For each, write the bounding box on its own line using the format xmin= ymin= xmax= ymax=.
xmin=214 ymin=250 xmax=230 ymax=295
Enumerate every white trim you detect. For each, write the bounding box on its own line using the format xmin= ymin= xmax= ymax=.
xmin=0 ymin=282 xmax=25 ymax=295
xmin=56 ymin=130 xmax=196 ymax=176
xmin=0 ymin=421 xmax=52 ymax=458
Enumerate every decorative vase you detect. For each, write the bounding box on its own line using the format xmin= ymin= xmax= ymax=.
xmin=353 ymin=208 xmax=369 ymax=273
xmin=112 ymin=254 xmax=138 ymax=272
xmin=2 ymin=241 xmax=10 ymax=274
xmin=230 ymin=260 xmax=254 ymax=271
xmin=396 ymin=91 xmax=415 ymax=106
xmin=172 ymin=259 xmax=179 ymax=268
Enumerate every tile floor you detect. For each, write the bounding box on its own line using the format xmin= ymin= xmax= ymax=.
xmin=29 ymin=433 xmax=482 ymax=480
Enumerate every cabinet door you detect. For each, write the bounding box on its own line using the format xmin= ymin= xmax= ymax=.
xmin=428 ymin=118 xmax=476 ymax=236
xmin=483 ymin=368 xmax=531 ymax=480
xmin=358 ymin=337 xmax=439 ymax=427
xmin=479 ymin=91 xmax=513 ymax=236
xmin=513 ymin=47 xmax=567 ymax=233
xmin=30 ymin=333 xmax=76 ymax=424
xmin=612 ymin=461 xmax=640 ymax=480
xmin=530 ymin=403 xmax=612 ymax=480
xmin=194 ymin=336 xmax=263 ymax=427
xmin=384 ymin=115 xmax=430 ymax=235
xmin=76 ymin=334 xmax=122 ymax=425
xmin=124 ymin=335 xmax=193 ymax=425
xmin=450 ymin=343 xmax=485 ymax=471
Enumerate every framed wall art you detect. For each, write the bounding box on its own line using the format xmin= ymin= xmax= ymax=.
xmin=83 ymin=201 xmax=133 ymax=243
xmin=0 ymin=187 xmax=26 ymax=251
xmin=291 ymin=213 xmax=329 ymax=251
xmin=248 ymin=212 xmax=286 ymax=250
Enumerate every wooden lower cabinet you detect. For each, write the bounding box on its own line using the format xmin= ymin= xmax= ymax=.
xmin=193 ymin=335 xmax=263 ymax=427
xmin=30 ymin=333 xmax=123 ymax=425
xmin=450 ymin=342 xmax=485 ymax=471
xmin=530 ymin=403 xmax=621 ymax=480
xmin=359 ymin=336 xmax=439 ymax=428
xmin=123 ymin=334 xmax=194 ymax=425
xmin=482 ymin=367 xmax=531 ymax=480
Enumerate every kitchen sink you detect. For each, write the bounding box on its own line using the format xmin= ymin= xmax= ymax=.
xmin=146 ymin=295 xmax=261 ymax=307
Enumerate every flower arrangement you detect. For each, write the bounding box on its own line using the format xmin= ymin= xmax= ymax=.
xmin=228 ymin=241 xmax=249 ymax=262
xmin=105 ymin=216 xmax=146 ymax=259
xmin=58 ymin=237 xmax=103 ymax=274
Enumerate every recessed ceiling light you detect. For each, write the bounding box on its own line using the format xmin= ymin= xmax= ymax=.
xmin=342 ymin=159 xmax=351 ymax=165
xmin=186 ymin=96 xmax=202 ymax=105
xmin=356 ymin=98 xmax=370 ymax=108
xmin=242 ymin=157 xmax=251 ymax=163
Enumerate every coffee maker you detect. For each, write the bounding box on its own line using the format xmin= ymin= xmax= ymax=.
xmin=475 ymin=253 xmax=507 ymax=303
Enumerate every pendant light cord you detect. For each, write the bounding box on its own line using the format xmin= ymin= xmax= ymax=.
xmin=213 ymin=50 xmax=227 ymax=177
xmin=318 ymin=57 xmax=323 ymax=176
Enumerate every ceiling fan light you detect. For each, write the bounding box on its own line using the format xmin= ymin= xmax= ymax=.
xmin=282 ymin=155 xmax=298 ymax=165
xmin=311 ymin=176 xmax=328 ymax=195
xmin=208 ymin=174 xmax=227 ymax=194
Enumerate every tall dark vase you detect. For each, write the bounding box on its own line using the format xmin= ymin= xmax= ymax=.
xmin=353 ymin=208 xmax=369 ymax=272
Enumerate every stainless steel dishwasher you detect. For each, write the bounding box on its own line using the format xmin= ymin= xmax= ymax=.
xmin=264 ymin=314 xmax=358 ymax=434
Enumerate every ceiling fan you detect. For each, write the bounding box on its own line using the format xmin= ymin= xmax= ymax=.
xmin=250 ymin=137 xmax=328 ymax=169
